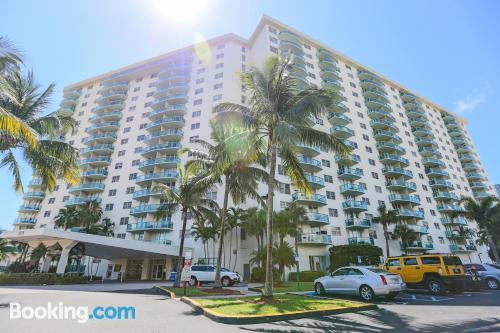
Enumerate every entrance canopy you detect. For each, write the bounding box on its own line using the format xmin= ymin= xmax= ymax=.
xmin=0 ymin=228 xmax=180 ymax=260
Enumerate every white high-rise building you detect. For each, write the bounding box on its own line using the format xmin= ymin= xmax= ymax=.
xmin=3 ymin=16 xmax=495 ymax=280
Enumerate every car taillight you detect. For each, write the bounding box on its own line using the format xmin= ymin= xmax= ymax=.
xmin=380 ymin=275 xmax=388 ymax=285
xmin=438 ymin=268 xmax=442 ymax=274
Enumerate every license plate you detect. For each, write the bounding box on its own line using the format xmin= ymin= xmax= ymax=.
xmin=391 ymin=278 xmax=401 ymax=283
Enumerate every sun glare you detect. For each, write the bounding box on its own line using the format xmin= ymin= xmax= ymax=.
xmin=151 ymin=0 xmax=210 ymax=24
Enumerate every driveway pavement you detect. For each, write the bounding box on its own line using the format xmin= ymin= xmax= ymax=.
xmin=0 ymin=281 xmax=172 ymax=292
xmin=0 ymin=287 xmax=499 ymax=333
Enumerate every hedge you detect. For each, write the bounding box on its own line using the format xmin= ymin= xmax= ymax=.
xmin=288 ymin=270 xmax=325 ymax=282
xmin=250 ymin=267 xmax=281 ymax=283
xmin=329 ymin=244 xmax=383 ymax=271
xmin=0 ymin=273 xmax=88 ymax=285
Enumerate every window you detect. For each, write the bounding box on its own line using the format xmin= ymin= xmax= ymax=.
xmin=118 ymin=150 xmax=125 ymax=156
xmin=48 ymin=198 xmax=55 ymax=204
xmin=404 ymin=258 xmax=418 ymax=265
xmin=326 ymin=191 xmax=335 ymax=200
xmin=328 ymin=208 xmax=338 ymax=217
xmin=44 ymin=211 xmax=51 ymax=217
xmin=375 ymin=186 xmax=382 ymax=193
xmin=193 ymin=99 xmax=202 ymax=106
xmin=108 ymin=189 xmax=117 ymax=196
xmin=331 ymin=227 xmax=341 ymax=236
xmin=215 ymin=63 xmax=224 ymax=69
xmin=129 ymin=173 xmax=137 ymax=180
xmin=126 ymin=187 xmax=135 ymax=194
xmin=191 ymin=123 xmax=200 ymax=130
xmin=362 ymin=134 xmax=369 ymax=141
xmin=189 ymin=135 xmax=199 ymax=142
xmin=368 ymin=159 xmax=375 ymax=166
xmin=365 ymin=146 xmax=372 ymax=153
xmin=214 ymin=73 xmax=223 ymax=79
xmin=120 ymin=217 xmax=129 ymax=225
xmin=195 ymin=88 xmax=203 ymax=94
xmin=123 ymin=202 xmax=132 ymax=209
xmin=115 ymin=163 xmax=123 ymax=169
xmin=63 ymin=196 xmax=69 ymax=202
xmin=126 ymin=116 xmax=134 ymax=122
xmin=215 ymin=53 xmax=224 ymax=59
xmin=112 ymin=176 xmax=120 ymax=182
xmin=137 ymin=135 xmax=145 ymax=141
xmin=105 ymin=204 xmax=114 ymax=211
xmin=196 ymin=78 xmax=204 ymax=84
xmin=324 ymin=175 xmax=333 ymax=183
xmin=54 ymin=185 xmax=59 ymax=191
xmin=214 ymin=83 xmax=223 ymax=90
xmin=387 ymin=259 xmax=401 ymax=267
xmin=321 ymin=159 xmax=330 ymax=167
xmin=278 ymin=183 xmax=290 ymax=194
xmin=121 ymin=139 xmax=128 ymax=145
xmin=421 ymin=257 xmax=441 ymax=265
xmin=371 ymin=172 xmax=379 ymax=179
xmin=213 ymin=94 xmax=222 ymax=101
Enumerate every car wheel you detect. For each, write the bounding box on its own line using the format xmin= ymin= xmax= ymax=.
xmin=426 ymin=278 xmax=444 ymax=295
xmin=221 ymin=276 xmax=232 ymax=287
xmin=486 ymin=278 xmax=499 ymax=290
xmin=359 ymin=285 xmax=375 ymax=301
xmin=315 ymin=282 xmax=326 ymax=296
xmin=189 ymin=276 xmax=198 ymax=286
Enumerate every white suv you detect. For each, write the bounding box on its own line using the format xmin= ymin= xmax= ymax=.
xmin=189 ymin=265 xmax=241 ymax=287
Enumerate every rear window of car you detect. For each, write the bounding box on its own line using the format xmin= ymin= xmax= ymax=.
xmin=367 ymin=268 xmax=390 ymax=274
xmin=387 ymin=259 xmax=401 ymax=267
xmin=191 ymin=266 xmax=202 ymax=271
xmin=443 ymin=256 xmax=463 ymax=266
xmin=421 ymin=257 xmax=441 ymax=265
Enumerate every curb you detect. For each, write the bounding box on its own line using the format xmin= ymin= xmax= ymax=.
xmin=181 ymin=296 xmax=378 ymax=325
xmin=153 ymin=286 xmax=172 ymax=297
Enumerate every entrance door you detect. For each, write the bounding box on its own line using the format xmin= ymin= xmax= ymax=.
xmin=151 ymin=264 xmax=164 ymax=280
xmin=106 ymin=264 xmax=113 ymax=279
xmin=125 ymin=259 xmax=144 ymax=280
xmin=243 ymin=264 xmax=250 ymax=281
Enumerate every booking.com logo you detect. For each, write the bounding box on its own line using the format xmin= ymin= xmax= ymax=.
xmin=10 ymin=302 xmax=136 ymax=323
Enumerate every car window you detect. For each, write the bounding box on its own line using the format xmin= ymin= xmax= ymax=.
xmin=485 ymin=264 xmax=500 ymax=270
xmin=404 ymin=258 xmax=418 ymax=265
xmin=443 ymin=256 xmax=463 ymax=266
xmin=367 ymin=267 xmax=391 ymax=274
xmin=347 ymin=268 xmax=364 ymax=276
xmin=421 ymin=257 xmax=441 ymax=265
xmin=332 ymin=268 xmax=349 ymax=276
xmin=387 ymin=259 xmax=401 ymax=267
xmin=206 ymin=266 xmax=215 ymax=272
xmin=191 ymin=266 xmax=201 ymax=271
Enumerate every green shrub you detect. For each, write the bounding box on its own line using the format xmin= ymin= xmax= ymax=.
xmin=0 ymin=273 xmax=88 ymax=285
xmin=329 ymin=244 xmax=383 ymax=271
xmin=250 ymin=267 xmax=281 ymax=283
xmin=288 ymin=270 xmax=325 ymax=282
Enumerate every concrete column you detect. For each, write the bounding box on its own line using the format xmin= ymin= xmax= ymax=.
xmin=141 ymin=258 xmax=151 ymax=280
xmin=56 ymin=240 xmax=77 ymax=274
xmin=40 ymin=255 xmax=52 ymax=272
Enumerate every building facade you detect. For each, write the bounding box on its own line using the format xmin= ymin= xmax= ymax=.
xmin=6 ymin=16 xmax=496 ymax=280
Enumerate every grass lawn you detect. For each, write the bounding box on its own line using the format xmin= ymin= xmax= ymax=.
xmin=253 ymin=281 xmax=315 ymax=293
xmin=193 ymin=294 xmax=368 ymax=317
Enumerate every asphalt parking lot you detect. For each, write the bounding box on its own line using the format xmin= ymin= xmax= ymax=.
xmin=0 ymin=286 xmax=499 ymax=333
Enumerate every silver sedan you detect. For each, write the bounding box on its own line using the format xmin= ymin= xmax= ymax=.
xmin=314 ymin=266 xmax=406 ymax=301
xmin=465 ymin=263 xmax=500 ymax=290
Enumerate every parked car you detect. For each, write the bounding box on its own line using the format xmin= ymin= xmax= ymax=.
xmin=189 ymin=265 xmax=241 ymax=287
xmin=464 ymin=269 xmax=483 ymax=291
xmin=314 ymin=266 xmax=406 ymax=301
xmin=383 ymin=254 xmax=466 ymax=295
xmin=464 ymin=263 xmax=500 ymax=290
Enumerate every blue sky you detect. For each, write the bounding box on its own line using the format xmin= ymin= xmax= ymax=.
xmin=1 ymin=0 xmax=499 ymax=230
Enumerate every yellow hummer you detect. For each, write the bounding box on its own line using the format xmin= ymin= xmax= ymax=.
xmin=382 ymin=254 xmax=466 ymax=294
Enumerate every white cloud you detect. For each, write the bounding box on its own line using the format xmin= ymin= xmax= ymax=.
xmin=453 ymin=83 xmax=491 ymax=115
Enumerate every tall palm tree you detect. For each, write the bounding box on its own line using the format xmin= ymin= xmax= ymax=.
xmin=226 ymin=207 xmax=244 ymax=271
xmin=215 ymin=56 xmax=349 ymax=299
xmin=79 ymin=200 xmax=103 ymax=228
xmin=373 ymin=205 xmax=399 ymax=257
xmin=240 ymin=207 xmax=267 ymax=251
xmin=393 ymin=224 xmax=417 ymax=255
xmin=30 ymin=243 xmax=47 ymax=268
xmin=460 ymin=196 xmax=499 ymax=263
xmin=185 ymin=120 xmax=268 ymax=288
xmin=1 ymin=67 xmax=79 ymax=192
xmin=191 ymin=216 xmax=217 ymax=259
xmin=153 ymin=164 xmax=218 ymax=287
xmin=54 ymin=206 xmax=79 ymax=230
xmin=0 ymin=238 xmax=13 ymax=262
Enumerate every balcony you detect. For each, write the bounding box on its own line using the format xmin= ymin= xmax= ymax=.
xmin=127 ymin=220 xmax=174 ymax=232
xmin=153 ymin=84 xmax=190 ymax=99
xmin=151 ymin=94 xmax=189 ymax=109
xmin=445 ymin=121 xmax=461 ymax=129
xmin=297 ymin=156 xmax=322 ymax=172
xmin=408 ymin=224 xmax=429 ymax=234
xmin=322 ymin=79 xmax=343 ymax=91
xmin=362 ymin=87 xmax=388 ymax=100
xmin=449 ymin=244 xmax=477 ymax=252
xmin=156 ymin=73 xmax=191 ymax=87
xmin=465 ymin=172 xmax=484 ymax=181
xmin=320 ymin=67 xmax=341 ymax=81
xmin=411 ymin=127 xmax=433 ymax=137
xmin=85 ymin=121 xmax=120 ymax=133
xmin=132 ymin=188 xmax=163 ymax=200
xmin=139 ymin=156 xmax=180 ymax=170
xmin=394 ymin=208 xmax=424 ymax=219
xmin=428 ymin=179 xmax=454 ymax=190
xmin=328 ymin=112 xmax=351 ymax=126
xmin=473 ymin=191 xmax=490 ymax=199
xmin=337 ymin=167 xmax=363 ymax=180
xmin=379 ymin=153 xmax=409 ymax=166
xmin=330 ymin=126 xmax=354 ymax=139
xmin=367 ymin=109 xmax=395 ymax=122
xmin=433 ymin=191 xmax=459 ymax=201
xmin=437 ymin=204 xmax=465 ymax=213
xmin=458 ymin=154 xmax=475 ymax=162
xmin=130 ymin=204 xmax=162 ymax=216
xmin=448 ymin=129 xmax=465 ymax=137
xmin=342 ymin=139 xmax=357 ymax=150
xmin=65 ymin=197 xmax=102 ymax=206
xmin=318 ymin=58 xmax=339 ymax=72
xmin=89 ymin=111 xmax=122 ymax=122
xmin=144 ymin=129 xmax=183 ymax=143
xmin=18 ymin=204 xmax=41 ymax=213
xmin=456 ymin=145 xmax=473 ymax=154
xmin=451 ymin=138 xmax=467 ymax=146
xmin=386 ymin=180 xmax=417 ymax=192
xmin=414 ymin=137 xmax=437 ymax=147
xmin=297 ymin=233 xmax=332 ymax=246
xmin=97 ymin=81 xmax=129 ymax=94
xmin=418 ymin=147 xmax=442 ymax=158
xmin=63 ymin=89 xmax=82 ymax=99
xmin=317 ymin=48 xmax=336 ymax=61
xmin=60 ymin=97 xmax=78 ymax=107
xmin=401 ymin=241 xmax=434 ymax=251
xmin=421 ymin=157 xmax=445 ymax=167
xmin=373 ymin=130 xmax=402 ymax=143
xmin=441 ymin=216 xmax=468 ymax=226
xmin=82 ymin=133 xmax=117 ymax=145
xmin=292 ymin=192 xmax=327 ymax=206
xmin=369 ymin=119 xmax=399 ymax=132
xmin=381 ymin=166 xmax=413 ymax=178
xmin=80 ymin=168 xmax=108 ymax=179
xmin=28 ymin=179 xmax=42 ymax=187
xmin=405 ymin=108 xmax=426 ymax=118
xmin=92 ymin=101 xmax=124 ymax=113
xmin=345 ymin=218 xmax=372 ymax=229
xmin=95 ymin=91 xmax=127 ymax=103
xmin=305 ymin=212 xmax=329 ymax=226
xmin=142 ymin=239 xmax=173 ymax=246
xmin=331 ymin=102 xmax=349 ymax=114
xmin=364 ymin=98 xmax=391 ymax=111
xmin=279 ymin=40 xmax=304 ymax=56
xmin=376 ymin=142 xmax=405 ymax=154
xmin=359 ymin=78 xmax=384 ymax=89
xmin=348 ymin=237 xmax=374 ymax=245
xmin=13 ymin=218 xmax=37 ymax=226
xmin=425 ymin=168 xmax=450 ymax=178
xmin=69 ymin=183 xmax=105 ymax=193
xmin=78 ymin=156 xmax=112 ymax=167
xmin=409 ymin=118 xmax=430 ymax=128
xmin=334 ymin=154 xmax=360 ymax=166
xmin=462 ymin=162 xmax=480 ymax=172
xmin=135 ymin=171 xmax=178 ymax=185
xmin=146 ymin=116 xmax=184 ymax=130
xmin=358 ymin=70 xmax=383 ymax=82
xmin=296 ymin=144 xmax=321 ymax=156
xmin=388 ymin=194 xmax=421 ymax=205
xmin=305 ymin=174 xmax=325 ymax=189
xmin=23 ymin=191 xmax=45 ymax=200
xmin=141 ymin=142 xmax=182 ymax=156
xmin=445 ymin=230 xmax=472 ymax=239
xmin=342 ymin=199 xmax=368 ymax=212
xmin=79 ymin=144 xmax=114 ymax=156
xmin=469 ymin=182 xmax=488 ymax=190
xmin=340 ymin=183 xmax=365 ymax=196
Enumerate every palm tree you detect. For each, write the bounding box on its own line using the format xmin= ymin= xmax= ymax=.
xmin=30 ymin=243 xmax=47 ymax=268
xmin=393 ymin=224 xmax=417 ymax=255
xmin=215 ymin=56 xmax=349 ymax=299
xmin=191 ymin=216 xmax=216 ymax=259
xmin=185 ymin=120 xmax=267 ymax=288
xmin=226 ymin=207 xmax=244 ymax=271
xmin=54 ymin=206 xmax=79 ymax=230
xmin=98 ymin=218 xmax=115 ymax=236
xmin=240 ymin=207 xmax=267 ymax=251
xmin=153 ymin=165 xmax=218 ymax=287
xmin=460 ymin=196 xmax=499 ymax=263
xmin=79 ymin=200 xmax=103 ymax=228
xmin=1 ymin=64 xmax=79 ymax=192
xmin=69 ymin=243 xmax=86 ymax=274
xmin=0 ymin=238 xmax=13 ymax=262
xmin=373 ymin=205 xmax=399 ymax=257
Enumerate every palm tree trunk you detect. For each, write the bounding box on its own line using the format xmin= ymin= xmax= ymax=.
xmin=383 ymin=223 xmax=390 ymax=257
xmin=228 ymin=228 xmax=233 ymax=271
xmin=263 ymin=142 xmax=277 ymax=300
xmin=214 ymin=180 xmax=230 ymax=288
xmin=174 ymin=207 xmax=189 ymax=287
xmin=487 ymin=235 xmax=500 ymax=263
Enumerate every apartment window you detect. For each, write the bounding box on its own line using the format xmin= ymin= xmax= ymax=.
xmin=123 ymin=127 xmax=131 ymax=133
xmin=352 ymin=92 xmax=359 ymax=97
xmin=326 ymin=191 xmax=335 ymax=200
xmin=147 ymin=92 xmax=154 ymax=97
xmin=126 ymin=187 xmax=135 ymax=194
xmin=120 ymin=217 xmax=129 ymax=225
xmin=328 ymin=208 xmax=338 ymax=217
xmin=114 ymin=163 xmax=123 ymax=170
xmin=197 ymin=68 xmax=205 ymax=74
xmin=108 ymin=189 xmax=117 ymax=197
xmin=132 ymin=159 xmax=140 ymax=166
xmin=193 ymin=99 xmax=202 ymax=106
xmin=105 ymin=204 xmax=114 ymax=211
xmin=81 ymin=102 xmax=87 ymax=107
xmin=321 ymin=159 xmax=330 ymax=168
xmin=365 ymin=146 xmax=372 ymax=153
xmin=324 ymin=175 xmax=333 ymax=183
xmin=78 ymin=111 xmax=84 ymax=116
xmin=123 ymin=202 xmax=132 ymax=209
xmin=195 ymin=88 xmax=203 ymax=95
xmin=213 ymin=94 xmax=222 ymax=101
xmin=355 ymin=102 xmax=361 ymax=108
xmin=118 ymin=150 xmax=125 ymax=156
xmin=134 ymin=147 xmax=142 ymax=153
xmin=426 ymin=197 xmax=432 ymax=203
xmin=368 ymin=158 xmax=375 ymax=166
xmin=434 ymin=223 xmax=440 ymax=230
xmin=214 ymin=73 xmax=223 ymax=79
xmin=375 ymin=186 xmax=382 ymax=193
xmin=278 ymin=183 xmax=291 ymax=194
xmin=215 ymin=53 xmax=224 ymax=59
xmin=214 ymin=83 xmax=223 ymax=90
xmin=131 ymin=96 xmax=138 ymax=101
xmin=139 ymin=123 xmax=147 ymax=129
xmin=360 ymin=123 xmax=367 ymax=129
xmin=362 ymin=134 xmax=369 ymax=141
xmin=191 ymin=123 xmax=200 ymax=130
xmin=270 ymin=46 xmax=278 ymax=54
xmin=43 ymin=211 xmax=51 ymax=217
xmin=215 ymin=63 xmax=224 ymax=69
xmin=331 ymin=226 xmax=341 ymax=236
xmin=196 ymin=78 xmax=204 ymax=84
xmin=362 ymin=197 xmax=370 ymax=205
xmin=129 ymin=173 xmax=137 ymax=180
xmin=422 ymin=184 xmax=428 ymax=191
xmin=192 ymin=111 xmax=201 ymax=117
xmin=141 ymin=112 xmax=149 ymax=118
xmin=189 ymin=135 xmax=199 ymax=142
xmin=121 ymin=138 xmax=128 ymax=145
xmin=277 ymin=165 xmax=284 ymax=175
xmin=54 ymin=185 xmax=59 ymax=191
xmin=371 ymin=172 xmax=379 ymax=179
xmin=126 ymin=116 xmax=134 ymax=122
xmin=137 ymin=134 xmax=145 ymax=141
xmin=430 ymin=209 xmax=436 ymax=216
xmin=48 ymin=198 xmax=55 ymax=204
